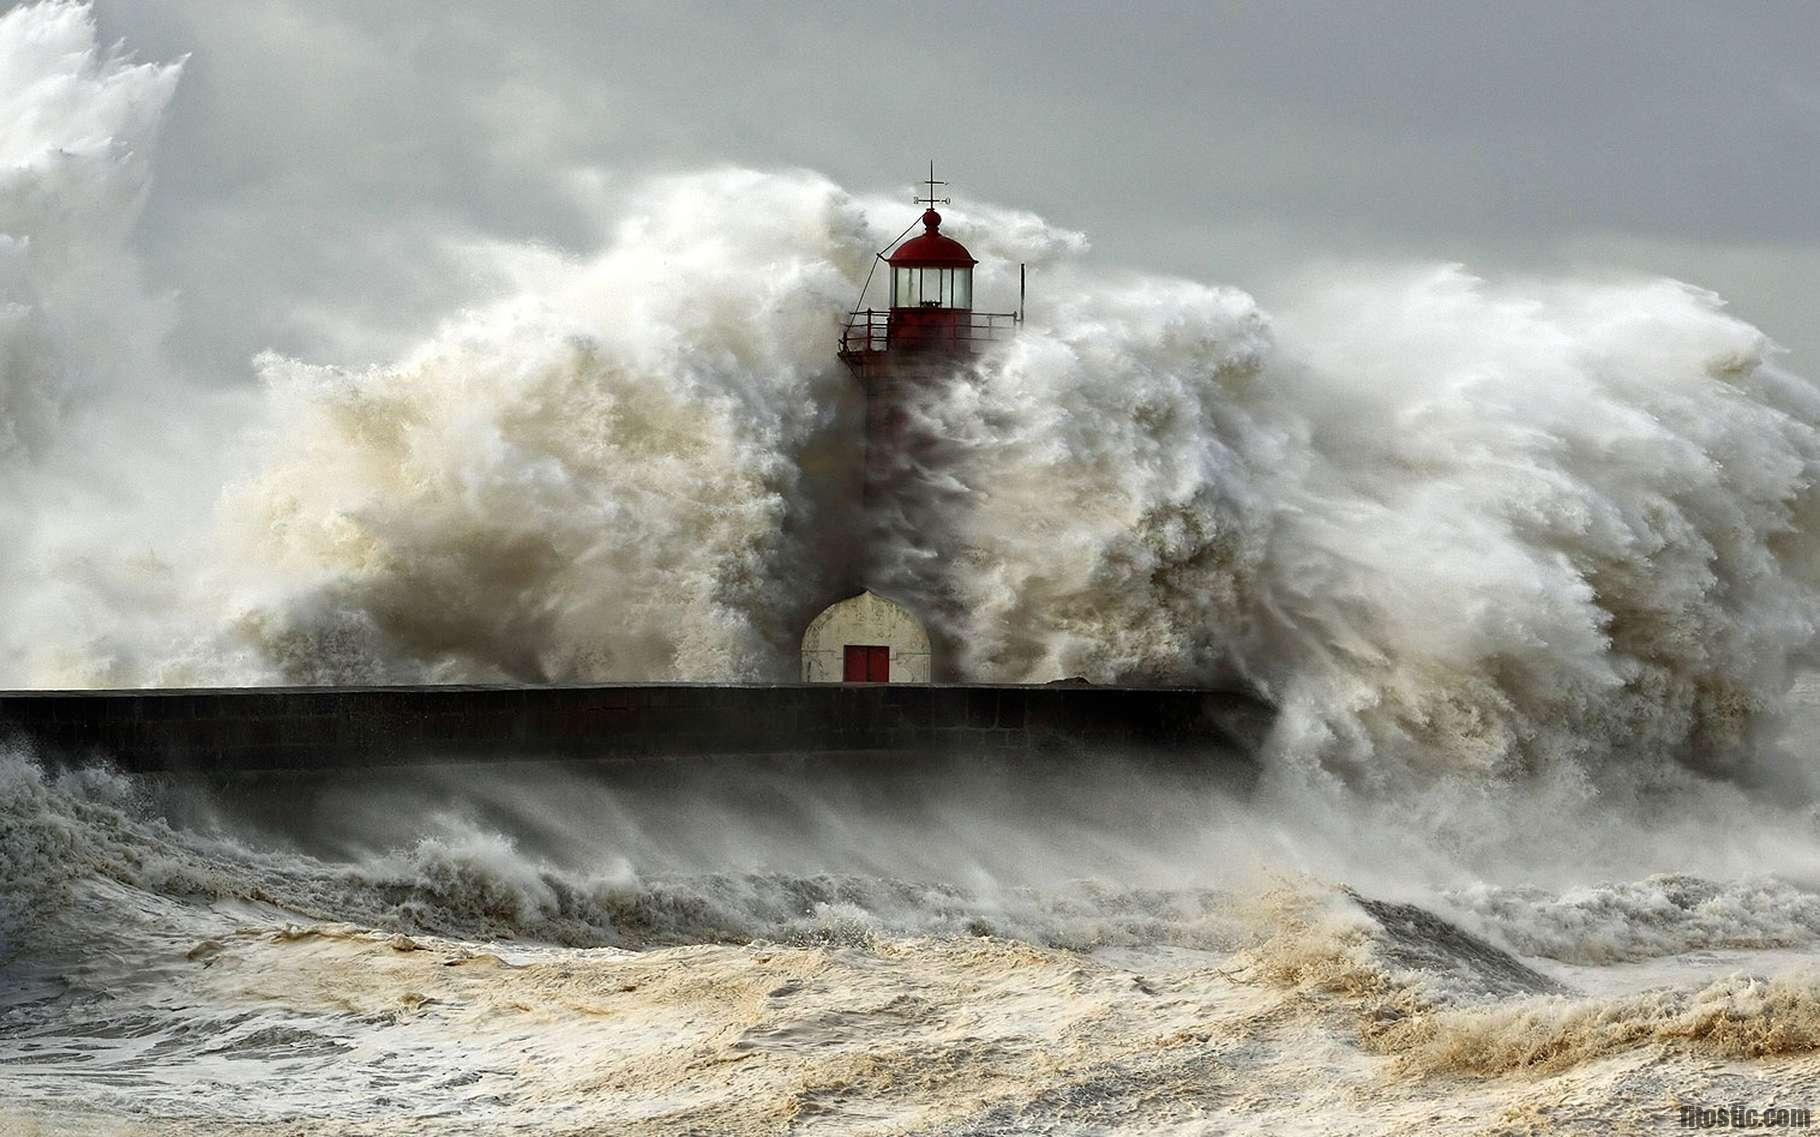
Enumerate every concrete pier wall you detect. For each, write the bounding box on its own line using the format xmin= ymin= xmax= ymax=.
xmin=0 ymin=682 xmax=1270 ymax=775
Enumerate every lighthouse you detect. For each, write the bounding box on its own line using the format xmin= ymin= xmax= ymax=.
xmin=837 ymin=164 xmax=1021 ymax=504
xmin=802 ymin=165 xmax=1022 ymax=685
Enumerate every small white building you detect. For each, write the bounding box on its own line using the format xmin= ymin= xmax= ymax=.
xmin=801 ymin=590 xmax=931 ymax=684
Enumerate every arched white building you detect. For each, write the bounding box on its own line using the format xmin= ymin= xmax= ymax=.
xmin=800 ymin=591 xmax=931 ymax=684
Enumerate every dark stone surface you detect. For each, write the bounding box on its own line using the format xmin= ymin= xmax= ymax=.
xmin=0 ymin=682 xmax=1272 ymax=778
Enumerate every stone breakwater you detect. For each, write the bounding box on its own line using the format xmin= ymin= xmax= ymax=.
xmin=0 ymin=683 xmax=1271 ymax=774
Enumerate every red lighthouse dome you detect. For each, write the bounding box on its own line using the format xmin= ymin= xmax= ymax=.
xmin=891 ymin=210 xmax=978 ymax=267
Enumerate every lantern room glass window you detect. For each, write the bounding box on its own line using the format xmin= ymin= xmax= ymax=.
xmin=892 ymin=266 xmax=972 ymax=309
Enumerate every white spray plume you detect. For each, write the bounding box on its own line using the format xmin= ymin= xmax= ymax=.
xmin=0 ymin=1 xmax=238 ymax=689
xmin=206 ymin=168 xmax=878 ymax=683
xmin=871 ymin=260 xmax=1820 ymax=792
xmin=7 ymin=1 xmax=1820 ymax=811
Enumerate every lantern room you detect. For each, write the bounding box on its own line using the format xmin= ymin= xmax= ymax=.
xmin=889 ymin=210 xmax=975 ymax=310
xmin=838 ymin=163 xmax=1022 ymax=370
xmin=882 ymin=208 xmax=979 ymax=352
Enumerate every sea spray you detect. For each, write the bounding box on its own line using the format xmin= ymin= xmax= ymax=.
xmin=0 ymin=2 xmax=256 ymax=692
xmin=87 ymin=218 xmax=1820 ymax=809
xmin=61 ymin=199 xmax=1820 ymax=808
xmin=8 ymin=0 xmax=1820 ymax=820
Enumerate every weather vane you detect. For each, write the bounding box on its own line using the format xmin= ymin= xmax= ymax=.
xmin=915 ymin=159 xmax=949 ymax=209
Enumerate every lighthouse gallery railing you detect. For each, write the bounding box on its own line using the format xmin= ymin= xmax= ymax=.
xmin=838 ymin=309 xmax=1020 ymax=356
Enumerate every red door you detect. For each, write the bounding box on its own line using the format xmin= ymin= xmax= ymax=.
xmin=843 ymin=645 xmax=890 ymax=682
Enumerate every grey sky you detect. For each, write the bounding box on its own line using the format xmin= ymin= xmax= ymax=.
xmin=90 ymin=0 xmax=1820 ymax=378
